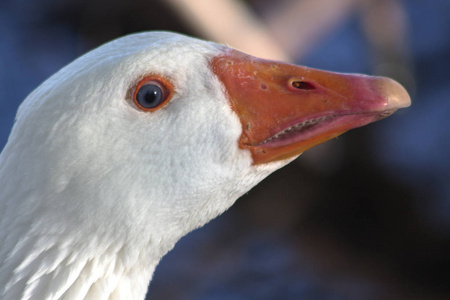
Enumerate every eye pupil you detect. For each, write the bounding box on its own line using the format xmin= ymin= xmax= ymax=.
xmin=133 ymin=77 xmax=172 ymax=111
xmin=136 ymin=84 xmax=163 ymax=109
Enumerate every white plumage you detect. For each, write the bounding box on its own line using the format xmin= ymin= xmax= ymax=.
xmin=0 ymin=32 xmax=287 ymax=299
xmin=0 ymin=31 xmax=410 ymax=299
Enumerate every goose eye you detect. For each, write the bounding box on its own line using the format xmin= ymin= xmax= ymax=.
xmin=133 ymin=77 xmax=173 ymax=111
xmin=136 ymin=83 xmax=163 ymax=109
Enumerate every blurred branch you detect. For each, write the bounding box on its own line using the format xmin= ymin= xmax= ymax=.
xmin=264 ymin=0 xmax=359 ymax=60
xmin=165 ymin=0 xmax=291 ymax=61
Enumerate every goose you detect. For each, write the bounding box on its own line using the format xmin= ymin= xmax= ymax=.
xmin=0 ymin=31 xmax=410 ymax=299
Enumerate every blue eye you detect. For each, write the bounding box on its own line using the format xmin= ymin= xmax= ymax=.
xmin=136 ymin=84 xmax=163 ymax=109
xmin=133 ymin=78 xmax=172 ymax=111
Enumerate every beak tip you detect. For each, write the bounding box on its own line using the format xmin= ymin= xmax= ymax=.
xmin=376 ymin=76 xmax=412 ymax=110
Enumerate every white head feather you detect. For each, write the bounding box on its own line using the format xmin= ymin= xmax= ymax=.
xmin=0 ymin=32 xmax=289 ymax=299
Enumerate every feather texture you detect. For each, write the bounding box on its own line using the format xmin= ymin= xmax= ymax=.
xmin=0 ymin=32 xmax=287 ymax=299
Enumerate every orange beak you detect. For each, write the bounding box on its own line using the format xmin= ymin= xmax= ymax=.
xmin=212 ymin=48 xmax=411 ymax=165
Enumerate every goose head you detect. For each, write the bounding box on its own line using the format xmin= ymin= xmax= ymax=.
xmin=0 ymin=31 xmax=410 ymax=299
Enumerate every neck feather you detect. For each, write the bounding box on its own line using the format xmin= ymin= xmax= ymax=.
xmin=0 ymin=216 xmax=170 ymax=300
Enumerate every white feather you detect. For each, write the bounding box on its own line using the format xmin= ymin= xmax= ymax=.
xmin=0 ymin=32 xmax=291 ymax=299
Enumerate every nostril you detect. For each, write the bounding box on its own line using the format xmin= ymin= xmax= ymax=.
xmin=291 ymin=81 xmax=315 ymax=90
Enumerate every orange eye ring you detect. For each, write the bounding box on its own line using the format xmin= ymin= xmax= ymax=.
xmin=133 ymin=75 xmax=174 ymax=112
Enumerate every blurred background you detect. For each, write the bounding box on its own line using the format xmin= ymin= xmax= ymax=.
xmin=1 ymin=0 xmax=449 ymax=299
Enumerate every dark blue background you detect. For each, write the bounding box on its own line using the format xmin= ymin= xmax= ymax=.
xmin=1 ymin=0 xmax=449 ymax=299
